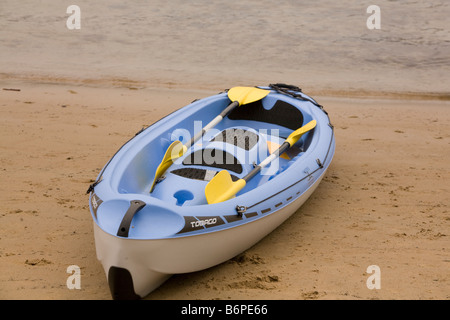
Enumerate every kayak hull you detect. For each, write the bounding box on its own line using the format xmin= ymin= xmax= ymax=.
xmin=94 ymin=168 xmax=327 ymax=299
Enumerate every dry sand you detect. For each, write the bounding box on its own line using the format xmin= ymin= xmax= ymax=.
xmin=0 ymin=80 xmax=448 ymax=300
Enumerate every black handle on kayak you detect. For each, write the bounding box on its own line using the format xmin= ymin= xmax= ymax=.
xmin=117 ymin=200 xmax=146 ymax=237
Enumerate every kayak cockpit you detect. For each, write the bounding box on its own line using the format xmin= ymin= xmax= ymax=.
xmin=115 ymin=93 xmax=316 ymax=206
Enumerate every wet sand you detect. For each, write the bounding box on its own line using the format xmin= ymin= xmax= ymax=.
xmin=0 ymin=81 xmax=448 ymax=299
xmin=1 ymin=1 xmax=450 ymax=95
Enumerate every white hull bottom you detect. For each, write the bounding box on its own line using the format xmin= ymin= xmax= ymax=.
xmin=94 ymin=171 xmax=326 ymax=299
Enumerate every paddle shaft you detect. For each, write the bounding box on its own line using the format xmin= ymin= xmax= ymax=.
xmin=244 ymin=141 xmax=291 ymax=182
xmin=208 ymin=141 xmax=290 ymax=204
xmin=205 ymin=119 xmax=316 ymax=204
xmin=243 ymin=120 xmax=316 ymax=183
xmin=184 ymin=100 xmax=239 ymax=150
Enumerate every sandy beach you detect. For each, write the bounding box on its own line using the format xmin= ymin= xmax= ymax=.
xmin=0 ymin=81 xmax=448 ymax=300
xmin=1 ymin=0 xmax=449 ymax=300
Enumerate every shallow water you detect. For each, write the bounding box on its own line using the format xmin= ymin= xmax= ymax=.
xmin=0 ymin=0 xmax=449 ymax=94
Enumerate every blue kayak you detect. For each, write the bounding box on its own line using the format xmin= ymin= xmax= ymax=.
xmin=88 ymin=83 xmax=335 ymax=299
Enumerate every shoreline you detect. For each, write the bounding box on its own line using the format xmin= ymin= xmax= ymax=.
xmin=2 ymin=74 xmax=449 ymax=102
xmin=1 ymin=80 xmax=448 ymax=300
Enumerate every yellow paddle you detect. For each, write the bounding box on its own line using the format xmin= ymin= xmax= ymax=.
xmin=149 ymin=87 xmax=270 ymax=192
xmin=205 ymin=120 xmax=317 ymax=204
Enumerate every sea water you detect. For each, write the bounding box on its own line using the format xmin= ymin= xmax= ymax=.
xmin=0 ymin=0 xmax=448 ymax=94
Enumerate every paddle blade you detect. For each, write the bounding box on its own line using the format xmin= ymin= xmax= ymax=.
xmin=205 ymin=171 xmax=246 ymax=204
xmin=227 ymin=87 xmax=269 ymax=106
xmin=149 ymin=141 xmax=186 ymax=193
xmin=285 ymin=120 xmax=317 ymax=146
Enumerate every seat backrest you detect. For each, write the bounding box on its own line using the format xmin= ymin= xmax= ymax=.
xmin=227 ymin=99 xmax=303 ymax=130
